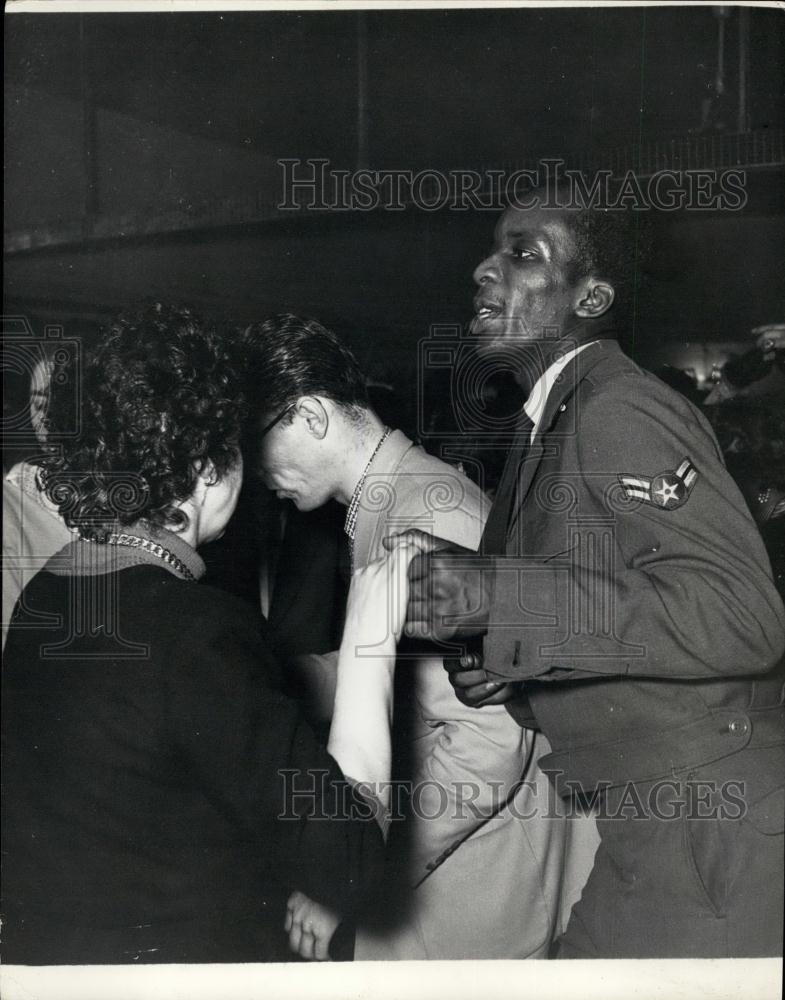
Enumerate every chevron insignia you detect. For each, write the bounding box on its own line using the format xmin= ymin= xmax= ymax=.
xmin=618 ymin=458 xmax=698 ymax=510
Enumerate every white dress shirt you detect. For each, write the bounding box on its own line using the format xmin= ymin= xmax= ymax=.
xmin=523 ymin=341 xmax=598 ymax=442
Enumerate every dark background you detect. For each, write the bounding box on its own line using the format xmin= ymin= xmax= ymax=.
xmin=4 ymin=5 xmax=784 ymax=420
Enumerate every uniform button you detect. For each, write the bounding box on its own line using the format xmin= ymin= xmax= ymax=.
xmin=558 ymin=403 xmax=567 ymax=412
xmin=727 ymin=719 xmax=749 ymax=735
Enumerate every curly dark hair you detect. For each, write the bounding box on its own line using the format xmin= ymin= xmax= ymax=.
xmin=38 ymin=303 xmax=246 ymax=540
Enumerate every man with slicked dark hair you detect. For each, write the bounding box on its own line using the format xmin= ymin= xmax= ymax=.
xmin=242 ymin=313 xmax=599 ymax=960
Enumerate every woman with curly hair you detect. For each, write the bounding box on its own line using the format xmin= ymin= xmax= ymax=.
xmin=2 ymin=304 xmax=411 ymax=964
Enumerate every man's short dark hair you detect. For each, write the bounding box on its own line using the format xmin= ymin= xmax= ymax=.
xmin=525 ymin=182 xmax=651 ymax=330
xmin=241 ymin=314 xmax=370 ymax=423
xmin=569 ymin=204 xmax=649 ymax=323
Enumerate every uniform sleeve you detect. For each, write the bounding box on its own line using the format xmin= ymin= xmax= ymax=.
xmin=483 ymin=376 xmax=785 ymax=682
xmin=400 ymin=655 xmax=532 ymax=883
xmin=164 ymin=589 xmax=383 ymax=917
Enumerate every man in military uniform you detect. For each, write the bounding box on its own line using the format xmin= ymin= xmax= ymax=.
xmin=391 ymin=196 xmax=785 ymax=957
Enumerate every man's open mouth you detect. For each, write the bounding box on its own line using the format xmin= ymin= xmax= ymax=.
xmin=474 ymin=298 xmax=503 ymax=320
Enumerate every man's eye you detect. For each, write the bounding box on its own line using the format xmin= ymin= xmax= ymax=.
xmin=510 ymin=247 xmax=536 ymax=260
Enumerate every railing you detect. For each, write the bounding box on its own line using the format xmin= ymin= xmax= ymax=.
xmin=564 ymin=128 xmax=785 ymax=177
xmin=5 ymin=129 xmax=783 ymax=256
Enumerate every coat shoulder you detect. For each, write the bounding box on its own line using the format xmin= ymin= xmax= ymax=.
xmin=391 ymin=443 xmax=489 ymax=548
xmin=578 ymin=349 xmax=718 ymax=448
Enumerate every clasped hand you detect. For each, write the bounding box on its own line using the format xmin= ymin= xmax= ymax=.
xmin=285 ymin=890 xmax=340 ymax=961
xmin=383 ymin=529 xmax=519 ymax=708
xmin=381 ymin=528 xmax=493 ymax=641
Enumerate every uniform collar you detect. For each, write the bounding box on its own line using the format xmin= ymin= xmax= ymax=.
xmin=528 ymin=338 xmax=625 ymax=440
xmin=501 ymin=339 xmax=621 ymax=543
xmin=523 ymin=340 xmax=598 ymax=439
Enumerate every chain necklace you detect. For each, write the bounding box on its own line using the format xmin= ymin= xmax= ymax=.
xmin=344 ymin=426 xmax=392 ymax=563
xmin=102 ymin=532 xmax=197 ymax=581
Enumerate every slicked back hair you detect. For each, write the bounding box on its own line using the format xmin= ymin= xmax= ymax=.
xmin=241 ymin=314 xmax=371 ymax=427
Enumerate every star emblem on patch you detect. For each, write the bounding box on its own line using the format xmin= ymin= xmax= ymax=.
xmin=619 ymin=458 xmax=698 ymax=511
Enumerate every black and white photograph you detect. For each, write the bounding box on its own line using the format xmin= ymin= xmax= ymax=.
xmin=2 ymin=2 xmax=784 ymax=998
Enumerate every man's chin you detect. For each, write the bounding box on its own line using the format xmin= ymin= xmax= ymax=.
xmin=290 ymin=495 xmax=322 ymax=513
xmin=472 ymin=330 xmax=545 ymax=360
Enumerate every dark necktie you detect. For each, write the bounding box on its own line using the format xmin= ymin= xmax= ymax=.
xmin=446 ymin=410 xmax=536 ymax=676
xmin=481 ymin=410 xmax=535 ymax=556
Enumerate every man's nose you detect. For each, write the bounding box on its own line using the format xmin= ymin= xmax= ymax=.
xmin=473 ymin=254 xmax=500 ymax=286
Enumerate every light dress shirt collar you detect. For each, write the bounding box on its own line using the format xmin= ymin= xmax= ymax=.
xmin=522 ymin=341 xmax=598 ymax=442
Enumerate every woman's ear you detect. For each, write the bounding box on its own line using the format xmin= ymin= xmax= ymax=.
xmin=574 ymin=278 xmax=615 ymax=319
xmin=196 ymin=459 xmax=219 ymax=489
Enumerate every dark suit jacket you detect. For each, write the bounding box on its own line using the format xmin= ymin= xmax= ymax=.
xmin=200 ymin=484 xmax=347 ymax=660
xmin=480 ymin=339 xmax=785 ymax=795
xmin=267 ymin=501 xmax=348 ymax=659
xmin=1 ymin=563 xmax=382 ymax=964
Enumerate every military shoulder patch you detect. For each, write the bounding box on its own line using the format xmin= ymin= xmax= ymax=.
xmin=618 ymin=458 xmax=698 ymax=510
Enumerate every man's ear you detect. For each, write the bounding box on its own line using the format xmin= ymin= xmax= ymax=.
xmin=574 ymin=278 xmax=615 ymax=319
xmin=294 ymin=396 xmax=329 ymax=440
